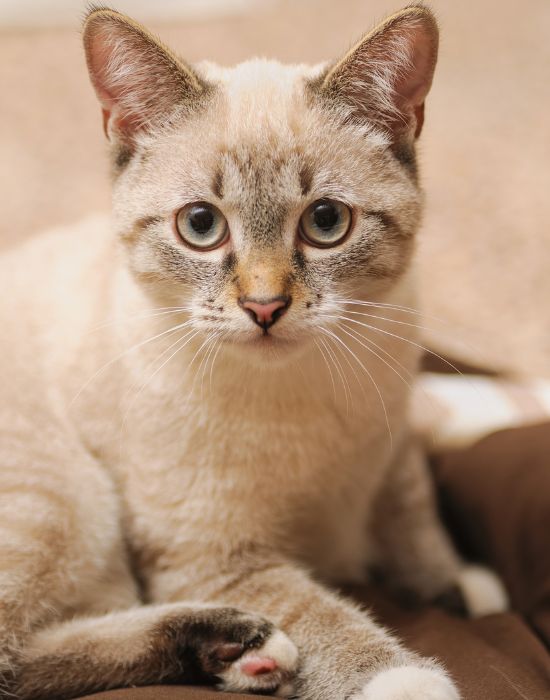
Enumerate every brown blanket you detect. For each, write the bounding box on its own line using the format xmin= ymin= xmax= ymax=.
xmin=78 ymin=422 xmax=550 ymax=700
xmin=434 ymin=422 xmax=550 ymax=650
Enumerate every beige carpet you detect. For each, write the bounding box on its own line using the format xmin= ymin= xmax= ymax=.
xmin=1 ymin=0 xmax=549 ymax=376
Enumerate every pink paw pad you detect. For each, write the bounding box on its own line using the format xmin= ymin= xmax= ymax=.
xmin=241 ymin=655 xmax=278 ymax=676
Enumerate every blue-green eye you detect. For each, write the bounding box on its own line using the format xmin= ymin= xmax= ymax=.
xmin=299 ymin=199 xmax=352 ymax=247
xmin=175 ymin=202 xmax=228 ymax=250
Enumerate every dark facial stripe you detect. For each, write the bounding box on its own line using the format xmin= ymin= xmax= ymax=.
xmin=148 ymin=237 xmax=218 ymax=285
xmin=363 ymin=211 xmax=407 ymax=238
xmin=136 ymin=215 xmax=163 ymax=230
xmin=392 ymin=142 xmax=418 ymax=179
xmin=120 ymin=215 xmax=163 ymax=245
xmin=212 ymin=168 xmax=224 ymax=199
xmin=227 ymin=149 xmax=288 ymax=244
xmin=299 ymin=163 xmax=313 ymax=196
xmin=113 ymin=144 xmax=133 ymax=172
xmin=221 ymin=251 xmax=236 ymax=275
xmin=292 ymin=248 xmax=306 ymax=272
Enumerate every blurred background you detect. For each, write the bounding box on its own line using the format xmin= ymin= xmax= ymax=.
xmin=1 ymin=0 xmax=549 ymax=376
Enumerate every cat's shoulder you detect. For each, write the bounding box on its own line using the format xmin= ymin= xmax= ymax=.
xmin=1 ymin=213 xmax=114 ymax=280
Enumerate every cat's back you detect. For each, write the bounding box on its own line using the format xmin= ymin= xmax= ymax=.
xmin=0 ymin=215 xmax=116 ymax=389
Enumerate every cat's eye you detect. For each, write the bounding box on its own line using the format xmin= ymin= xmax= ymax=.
xmin=299 ymin=199 xmax=352 ymax=248
xmin=175 ymin=202 xmax=228 ymax=250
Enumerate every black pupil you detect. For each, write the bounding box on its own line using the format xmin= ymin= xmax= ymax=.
xmin=189 ymin=206 xmax=215 ymax=235
xmin=313 ymin=202 xmax=339 ymax=231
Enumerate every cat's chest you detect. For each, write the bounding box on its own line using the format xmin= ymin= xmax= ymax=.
xmin=114 ymin=384 xmax=391 ymax=484
xmin=78 ymin=335 xmax=410 ymax=581
xmin=105 ymin=389 xmax=396 ymax=580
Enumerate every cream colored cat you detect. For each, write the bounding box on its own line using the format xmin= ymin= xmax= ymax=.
xmin=0 ymin=5 xmax=507 ymax=700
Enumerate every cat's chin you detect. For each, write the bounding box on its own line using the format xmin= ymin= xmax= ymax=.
xmin=241 ymin=334 xmax=296 ymax=352
xmin=224 ymin=332 xmax=309 ymax=366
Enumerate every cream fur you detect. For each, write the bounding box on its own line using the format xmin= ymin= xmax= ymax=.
xmin=216 ymin=630 xmax=299 ymax=695
xmin=0 ymin=6 xmax=506 ymax=700
xmin=456 ymin=565 xmax=509 ymax=617
xmin=357 ymin=665 xmax=460 ymax=700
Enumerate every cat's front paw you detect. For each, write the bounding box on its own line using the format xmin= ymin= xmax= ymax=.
xmin=193 ymin=609 xmax=298 ymax=697
xmin=355 ymin=665 xmax=460 ymax=700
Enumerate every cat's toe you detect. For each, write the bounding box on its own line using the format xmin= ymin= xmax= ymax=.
xmin=215 ymin=628 xmax=298 ymax=697
xmin=455 ymin=565 xmax=509 ymax=617
xmin=355 ymin=665 xmax=460 ymax=700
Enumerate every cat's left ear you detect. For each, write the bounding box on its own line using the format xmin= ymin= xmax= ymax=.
xmin=318 ymin=5 xmax=439 ymax=141
xmin=83 ymin=7 xmax=209 ymax=143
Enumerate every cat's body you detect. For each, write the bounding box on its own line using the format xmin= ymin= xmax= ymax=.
xmin=2 ymin=214 xmax=413 ymax=583
xmin=0 ymin=7 xmax=507 ymax=700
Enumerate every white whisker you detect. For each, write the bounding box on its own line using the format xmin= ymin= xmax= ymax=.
xmin=319 ymin=326 xmax=370 ymax=409
xmin=489 ymin=666 xmax=531 ymax=700
xmin=69 ymin=319 xmax=194 ymax=407
xmin=334 ymin=297 xmax=426 ymax=315
xmin=314 ymin=337 xmax=337 ymax=402
xmin=119 ymin=328 xmax=201 ymax=439
xmin=318 ymin=335 xmax=351 ymax=413
xmin=326 ymin=334 xmax=354 ymax=414
xmin=339 ymin=308 xmax=431 ymax=333
xmin=339 ymin=314 xmax=468 ymax=379
xmin=199 ymin=333 xmax=222 ymax=397
xmin=338 ymin=322 xmax=415 ymax=392
xmin=334 ymin=308 xmax=483 ymax=363
xmin=319 ymin=327 xmax=393 ymax=446
xmin=182 ymin=333 xmax=224 ymax=411
xmin=208 ymin=337 xmax=224 ymax=392
xmin=334 ymin=297 xmax=437 ymax=321
xmin=338 ymin=321 xmax=438 ymax=445
xmin=335 ymin=297 xmax=488 ymax=362
xmin=87 ymin=306 xmax=193 ymax=333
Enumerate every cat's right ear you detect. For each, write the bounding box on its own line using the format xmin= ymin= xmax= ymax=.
xmin=83 ymin=7 xmax=209 ymax=144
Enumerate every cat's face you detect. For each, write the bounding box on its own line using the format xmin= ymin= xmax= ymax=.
xmin=84 ymin=7 xmax=438 ymax=359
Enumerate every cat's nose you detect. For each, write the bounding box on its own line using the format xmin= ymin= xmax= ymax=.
xmin=239 ymin=296 xmax=291 ymax=330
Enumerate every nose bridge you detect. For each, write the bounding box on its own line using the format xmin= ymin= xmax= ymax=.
xmin=236 ymin=254 xmax=289 ymax=299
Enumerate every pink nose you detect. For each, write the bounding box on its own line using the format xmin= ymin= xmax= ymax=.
xmin=239 ymin=296 xmax=290 ymax=330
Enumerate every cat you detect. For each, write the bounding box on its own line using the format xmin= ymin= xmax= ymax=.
xmin=0 ymin=4 xmax=508 ymax=700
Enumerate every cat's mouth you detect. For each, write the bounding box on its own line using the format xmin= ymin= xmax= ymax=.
xmin=248 ymin=332 xmax=289 ymax=346
xmin=227 ymin=329 xmax=296 ymax=351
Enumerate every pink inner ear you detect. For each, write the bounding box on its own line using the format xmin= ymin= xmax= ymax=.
xmin=100 ymin=107 xmax=137 ymax=141
xmin=393 ymin=25 xmax=437 ymax=109
xmin=86 ymin=26 xmax=118 ymax=110
xmin=101 ymin=108 xmax=110 ymax=138
xmin=87 ymin=26 xmax=126 ymax=139
xmin=414 ymin=102 xmax=425 ymax=138
xmin=322 ymin=9 xmax=438 ymax=142
xmin=85 ymin=19 xmax=152 ymax=141
xmin=85 ymin=14 xmax=203 ymax=143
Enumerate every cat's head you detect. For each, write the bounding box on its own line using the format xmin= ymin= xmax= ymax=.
xmin=83 ymin=5 xmax=438 ymax=360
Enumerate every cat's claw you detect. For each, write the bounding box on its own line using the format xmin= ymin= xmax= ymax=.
xmin=354 ymin=665 xmax=461 ymax=700
xmin=215 ymin=628 xmax=298 ymax=697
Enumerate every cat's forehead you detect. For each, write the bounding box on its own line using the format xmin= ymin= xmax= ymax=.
xmin=200 ymin=59 xmax=325 ymax=169
xmin=205 ymin=59 xmax=389 ymax=172
xmin=199 ymin=58 xmax=323 ymax=126
xmin=133 ymin=57 xmax=397 ymax=227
